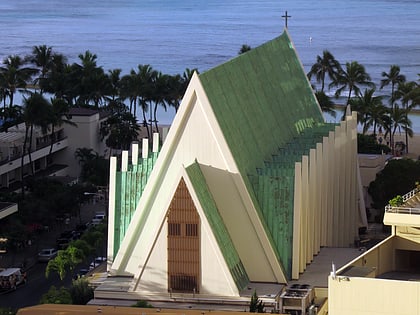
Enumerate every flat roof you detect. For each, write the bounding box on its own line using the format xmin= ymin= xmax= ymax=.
xmin=288 ymin=247 xmax=361 ymax=288
xmin=0 ymin=268 xmax=21 ymax=277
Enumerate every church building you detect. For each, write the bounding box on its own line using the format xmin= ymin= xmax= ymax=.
xmin=100 ymin=30 xmax=365 ymax=301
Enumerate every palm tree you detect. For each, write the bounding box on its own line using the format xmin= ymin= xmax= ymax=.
xmin=307 ymin=50 xmax=341 ymax=92
xmin=0 ymin=55 xmax=38 ymax=108
xmin=72 ymin=51 xmax=107 ymax=108
xmin=27 ymin=45 xmax=54 ymax=94
xmin=74 ymin=148 xmax=108 ymax=185
xmin=74 ymin=147 xmax=99 ymax=166
xmin=330 ymin=61 xmax=375 ymax=107
xmin=315 ymin=91 xmax=336 ymax=118
xmin=40 ymin=53 xmax=69 ymax=100
xmin=135 ymin=64 xmax=157 ymax=140
xmin=405 ymin=76 xmax=420 ymax=107
xmin=48 ymin=97 xmax=76 ymax=156
xmin=99 ymin=111 xmax=140 ymax=156
xmin=0 ymin=105 xmax=23 ymax=132
xmin=349 ymin=88 xmax=385 ymax=135
xmin=380 ymin=65 xmax=406 ymax=108
xmin=105 ymin=69 xmax=122 ymax=103
xmin=151 ymin=71 xmax=170 ymax=138
xmin=21 ymin=93 xmax=52 ymax=194
xmin=120 ymin=71 xmax=137 ymax=115
xmin=385 ymin=106 xmax=413 ymax=155
xmin=166 ymin=73 xmax=183 ymax=114
xmin=395 ymin=81 xmax=418 ymax=153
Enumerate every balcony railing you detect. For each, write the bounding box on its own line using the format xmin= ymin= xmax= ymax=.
xmin=0 ymin=135 xmax=67 ymax=166
xmin=385 ymin=204 xmax=420 ymax=215
xmin=385 ymin=187 xmax=420 ymax=215
xmin=402 ymin=188 xmax=418 ymax=203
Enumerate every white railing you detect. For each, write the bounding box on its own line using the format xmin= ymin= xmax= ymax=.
xmin=385 ymin=204 xmax=420 ymax=215
xmin=402 ymin=188 xmax=418 ymax=202
xmin=385 ymin=187 xmax=420 ymax=215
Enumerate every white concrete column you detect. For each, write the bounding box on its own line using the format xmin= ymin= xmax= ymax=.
xmin=132 ymin=142 xmax=139 ymax=165
xmin=333 ymin=125 xmax=342 ymax=247
xmin=142 ymin=138 xmax=149 ymax=159
xmin=121 ymin=150 xmax=128 ymax=172
xmin=309 ymin=148 xmax=317 ymax=260
xmin=152 ymin=132 xmax=160 ymax=152
xmin=321 ymin=136 xmax=329 ymax=246
xmin=315 ymin=142 xmax=323 ymax=252
xmin=107 ymin=156 xmax=117 ymax=270
xmin=327 ymin=131 xmax=335 ymax=246
xmin=342 ymin=120 xmax=351 ymax=246
xmin=293 ymin=161 xmax=302 ymax=279
xmin=301 ymin=155 xmax=310 ymax=265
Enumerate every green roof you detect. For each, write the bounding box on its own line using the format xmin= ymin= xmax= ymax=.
xmin=199 ymin=31 xmax=335 ymax=278
xmin=199 ymin=31 xmax=324 ymax=178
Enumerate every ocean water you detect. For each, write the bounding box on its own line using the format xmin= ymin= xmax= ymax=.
xmin=0 ymin=0 xmax=419 ymax=125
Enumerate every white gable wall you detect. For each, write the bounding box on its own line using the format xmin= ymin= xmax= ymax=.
xmin=131 ymin=171 xmax=239 ymax=296
xmin=110 ymin=74 xmax=286 ymax=295
xmin=136 ymin=170 xmax=240 ymax=296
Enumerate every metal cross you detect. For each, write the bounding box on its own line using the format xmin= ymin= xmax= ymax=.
xmin=282 ymin=11 xmax=291 ymax=28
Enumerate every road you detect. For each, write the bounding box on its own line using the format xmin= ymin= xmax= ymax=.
xmin=0 ymin=200 xmax=104 ymax=310
xmin=0 ymin=262 xmax=73 ymax=309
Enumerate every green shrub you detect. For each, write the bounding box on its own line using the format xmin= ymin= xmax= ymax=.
xmin=40 ymin=286 xmax=72 ymax=304
xmin=358 ymin=133 xmax=391 ymax=154
xmin=0 ymin=308 xmax=17 ymax=315
xmin=70 ymin=277 xmax=94 ymax=305
xmin=389 ymin=195 xmax=404 ymax=207
xmin=132 ymin=300 xmax=154 ymax=308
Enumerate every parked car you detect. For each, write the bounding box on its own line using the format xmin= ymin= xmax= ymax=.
xmin=38 ymin=248 xmax=58 ymax=262
xmin=94 ymin=212 xmax=106 ymax=220
xmin=89 ymin=257 xmax=107 ymax=270
xmin=0 ymin=268 xmax=27 ymax=291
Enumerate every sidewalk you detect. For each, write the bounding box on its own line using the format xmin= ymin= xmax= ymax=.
xmin=0 ymin=200 xmax=105 ymax=271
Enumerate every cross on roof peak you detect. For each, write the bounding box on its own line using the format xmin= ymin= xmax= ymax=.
xmin=282 ymin=10 xmax=291 ymax=28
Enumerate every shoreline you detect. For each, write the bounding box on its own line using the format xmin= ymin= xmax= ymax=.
xmin=334 ymin=104 xmax=420 ymax=114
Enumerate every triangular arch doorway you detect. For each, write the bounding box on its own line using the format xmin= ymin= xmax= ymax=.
xmin=167 ymin=177 xmax=200 ymax=293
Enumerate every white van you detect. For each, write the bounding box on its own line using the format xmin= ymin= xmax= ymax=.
xmin=0 ymin=268 xmax=26 ymax=291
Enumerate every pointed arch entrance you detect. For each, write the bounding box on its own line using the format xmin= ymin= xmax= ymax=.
xmin=167 ymin=178 xmax=200 ymax=293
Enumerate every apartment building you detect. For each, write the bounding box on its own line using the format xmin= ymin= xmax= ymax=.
xmin=0 ymin=107 xmax=108 ymax=221
xmin=329 ymin=187 xmax=420 ymax=315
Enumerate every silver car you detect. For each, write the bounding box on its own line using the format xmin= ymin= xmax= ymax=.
xmin=38 ymin=248 xmax=58 ymax=262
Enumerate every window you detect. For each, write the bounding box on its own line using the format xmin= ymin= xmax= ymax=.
xmin=185 ymin=223 xmax=198 ymax=237
xmin=168 ymin=223 xmax=181 ymax=236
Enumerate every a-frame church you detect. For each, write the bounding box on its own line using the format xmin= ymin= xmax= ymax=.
xmin=101 ymin=30 xmax=364 ymax=301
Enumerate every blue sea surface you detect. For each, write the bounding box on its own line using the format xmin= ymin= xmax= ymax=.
xmin=0 ymin=0 xmax=419 ymax=125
